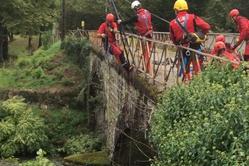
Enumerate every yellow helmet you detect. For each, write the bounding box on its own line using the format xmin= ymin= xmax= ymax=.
xmin=174 ymin=0 xmax=189 ymax=11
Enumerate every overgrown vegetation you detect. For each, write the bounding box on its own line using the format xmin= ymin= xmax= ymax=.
xmin=0 ymin=97 xmax=48 ymax=157
xmin=0 ymin=37 xmax=103 ymax=163
xmin=0 ymin=97 xmax=102 ymax=159
xmin=62 ymin=36 xmax=91 ymax=69
xmin=0 ymin=41 xmax=83 ymax=89
xmin=8 ymin=36 xmax=39 ymax=57
xmin=60 ymin=134 xmax=102 ymax=155
xmin=20 ymin=149 xmax=55 ymax=166
xmin=151 ymin=65 xmax=249 ymax=165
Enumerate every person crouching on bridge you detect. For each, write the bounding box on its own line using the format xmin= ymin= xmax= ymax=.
xmin=97 ymin=13 xmax=132 ymax=72
xmin=169 ymin=0 xmax=210 ymax=81
xmin=229 ymin=9 xmax=249 ymax=61
xmin=118 ymin=0 xmax=153 ymax=74
xmin=212 ymin=41 xmax=240 ymax=69
xmin=211 ymin=35 xmax=240 ymax=60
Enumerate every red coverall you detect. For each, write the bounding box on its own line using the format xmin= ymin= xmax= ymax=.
xmin=233 ymin=16 xmax=249 ymax=60
xmin=211 ymin=43 xmax=233 ymax=55
xmin=136 ymin=8 xmax=153 ymax=73
xmin=97 ymin=22 xmax=122 ymax=63
xmin=223 ymin=51 xmax=240 ymax=69
xmin=211 ymin=47 xmax=240 ymax=69
xmin=170 ymin=11 xmax=210 ymax=80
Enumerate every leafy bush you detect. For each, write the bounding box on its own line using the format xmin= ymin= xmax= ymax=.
xmin=0 ymin=97 xmax=48 ymax=157
xmin=42 ymin=31 xmax=54 ymax=50
xmin=60 ymin=134 xmax=102 ymax=155
xmin=44 ymin=109 xmax=86 ymax=138
xmin=31 ymin=67 xmax=46 ymax=79
xmin=62 ymin=36 xmax=91 ymax=69
xmin=20 ymin=149 xmax=55 ymax=166
xmin=17 ymin=59 xmax=32 ymax=68
xmin=151 ymin=65 xmax=249 ymax=165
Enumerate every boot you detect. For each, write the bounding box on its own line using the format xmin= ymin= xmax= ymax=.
xmin=120 ymin=53 xmax=133 ymax=72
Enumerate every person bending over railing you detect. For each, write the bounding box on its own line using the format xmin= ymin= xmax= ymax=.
xmin=212 ymin=41 xmax=240 ymax=69
xmin=97 ymin=13 xmax=132 ymax=72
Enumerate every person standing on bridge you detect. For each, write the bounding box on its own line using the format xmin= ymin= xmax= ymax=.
xmin=229 ymin=9 xmax=249 ymax=61
xmin=118 ymin=0 xmax=153 ymax=74
xmin=169 ymin=0 xmax=210 ymax=81
xmin=97 ymin=13 xmax=132 ymax=72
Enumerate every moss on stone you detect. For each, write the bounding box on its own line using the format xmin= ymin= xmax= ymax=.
xmin=64 ymin=151 xmax=110 ymax=166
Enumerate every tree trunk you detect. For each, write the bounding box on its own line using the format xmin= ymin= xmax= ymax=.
xmin=28 ymin=34 xmax=33 ymax=55
xmin=38 ymin=32 xmax=42 ymax=48
xmin=0 ymin=42 xmax=3 ymax=63
xmin=0 ymin=24 xmax=8 ymax=62
xmin=3 ymin=36 xmax=8 ymax=60
xmin=9 ymin=32 xmax=14 ymax=42
xmin=60 ymin=0 xmax=66 ymax=41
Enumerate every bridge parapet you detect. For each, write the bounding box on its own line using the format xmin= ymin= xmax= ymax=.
xmin=71 ymin=30 xmax=239 ymax=88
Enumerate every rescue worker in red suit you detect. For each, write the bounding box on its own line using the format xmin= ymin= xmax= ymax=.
xmin=97 ymin=13 xmax=131 ymax=71
xmin=212 ymin=41 xmax=240 ymax=69
xmin=229 ymin=9 xmax=249 ymax=61
xmin=118 ymin=0 xmax=153 ymax=73
xmin=169 ymin=0 xmax=210 ymax=81
xmin=210 ymin=34 xmax=241 ymax=61
xmin=211 ymin=35 xmax=233 ymax=54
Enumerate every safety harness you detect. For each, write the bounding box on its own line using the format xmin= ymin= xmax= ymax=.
xmin=175 ymin=14 xmax=206 ymax=44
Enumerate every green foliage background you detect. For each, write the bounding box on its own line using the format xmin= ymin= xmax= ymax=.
xmin=0 ymin=38 xmax=101 ymax=159
xmin=62 ymin=0 xmax=249 ymax=32
xmin=151 ymin=65 xmax=249 ymax=165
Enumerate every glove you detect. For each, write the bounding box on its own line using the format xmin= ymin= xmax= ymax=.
xmin=101 ymin=34 xmax=106 ymax=38
xmin=117 ymin=19 xmax=122 ymax=24
xmin=108 ymin=27 xmax=114 ymax=32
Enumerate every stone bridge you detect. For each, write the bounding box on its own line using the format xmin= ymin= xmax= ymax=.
xmin=88 ymin=47 xmax=156 ymax=166
xmin=72 ymin=30 xmax=243 ymax=165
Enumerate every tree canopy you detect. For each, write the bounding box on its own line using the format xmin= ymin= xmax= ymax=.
xmin=0 ymin=0 xmax=57 ymax=33
xmin=62 ymin=0 xmax=249 ymax=32
xmin=0 ymin=0 xmax=249 ymax=60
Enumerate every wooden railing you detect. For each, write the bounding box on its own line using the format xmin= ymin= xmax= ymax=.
xmin=70 ymin=30 xmax=240 ymax=88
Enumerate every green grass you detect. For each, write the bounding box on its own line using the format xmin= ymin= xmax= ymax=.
xmin=0 ymin=41 xmax=82 ymax=90
xmin=9 ymin=35 xmax=39 ymax=57
xmin=0 ymin=69 xmax=16 ymax=88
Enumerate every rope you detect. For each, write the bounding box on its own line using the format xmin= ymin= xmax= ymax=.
xmin=122 ymin=0 xmax=171 ymax=24
xmin=115 ymin=127 xmax=157 ymax=154
xmin=109 ymin=0 xmax=133 ymax=64
xmin=124 ymin=32 xmax=240 ymax=65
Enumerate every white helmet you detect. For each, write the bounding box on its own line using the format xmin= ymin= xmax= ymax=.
xmin=131 ymin=1 xmax=141 ymax=9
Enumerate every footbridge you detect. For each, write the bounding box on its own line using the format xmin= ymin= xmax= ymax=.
xmin=70 ymin=30 xmax=242 ymax=165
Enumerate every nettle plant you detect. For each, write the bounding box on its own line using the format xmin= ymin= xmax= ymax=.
xmin=0 ymin=96 xmax=48 ymax=157
xmin=151 ymin=64 xmax=249 ymax=166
